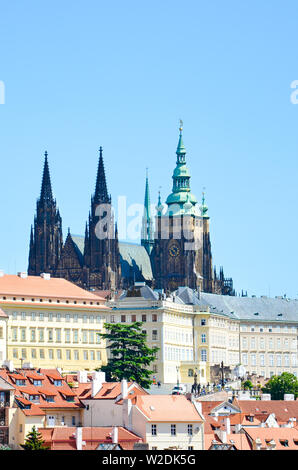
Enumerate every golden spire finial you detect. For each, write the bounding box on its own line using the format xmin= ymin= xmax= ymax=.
xmin=179 ymin=119 xmax=183 ymax=133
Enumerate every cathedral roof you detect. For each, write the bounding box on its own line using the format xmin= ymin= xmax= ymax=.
xmin=70 ymin=236 xmax=153 ymax=282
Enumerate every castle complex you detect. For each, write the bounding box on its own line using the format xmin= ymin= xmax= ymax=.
xmin=28 ymin=126 xmax=234 ymax=295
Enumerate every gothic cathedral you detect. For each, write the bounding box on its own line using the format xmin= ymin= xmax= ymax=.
xmin=28 ymin=127 xmax=234 ymax=295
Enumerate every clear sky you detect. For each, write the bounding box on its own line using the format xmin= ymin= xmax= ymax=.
xmin=0 ymin=0 xmax=298 ymax=298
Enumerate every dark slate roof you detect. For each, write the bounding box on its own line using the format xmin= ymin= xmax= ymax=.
xmin=120 ymin=284 xmax=159 ymax=301
xmin=200 ymin=292 xmax=298 ymax=323
xmin=70 ymin=235 xmax=153 ymax=281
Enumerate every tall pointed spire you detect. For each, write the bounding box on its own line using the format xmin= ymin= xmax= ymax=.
xmin=40 ymin=151 xmax=53 ymax=203
xmin=200 ymin=190 xmax=209 ymax=218
xmin=94 ymin=146 xmax=110 ymax=204
xmin=141 ymin=169 xmax=154 ymax=254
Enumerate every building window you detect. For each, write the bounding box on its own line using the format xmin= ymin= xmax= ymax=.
xmin=48 ymin=313 xmax=53 ymax=321
xmin=152 ymin=330 xmax=158 ymax=341
xmin=200 ymin=319 xmax=206 ymax=326
xmin=21 ymin=312 xmax=26 ymax=321
xmin=31 ymin=330 xmax=36 ymax=341
xmin=72 ymin=416 xmax=76 ymax=426
xmin=12 ymin=328 xmax=17 ymax=341
xmin=21 ymin=329 xmax=26 ymax=342
xmin=39 ymin=349 xmax=44 ymax=359
xmin=201 ymin=349 xmax=207 ymax=362
xmin=48 ymin=349 xmax=54 ymax=360
xmin=38 ymin=329 xmax=44 ymax=342
xmin=74 ymin=350 xmax=79 ymax=361
xmin=48 ymin=329 xmax=53 ymax=342
xmin=39 ymin=313 xmax=44 ymax=321
xmin=260 ymin=354 xmax=265 ymax=366
xmin=201 ymin=334 xmax=206 ymax=344
xmin=83 ymin=351 xmax=88 ymax=361
xmin=142 ymin=315 xmax=147 ymax=322
xmin=83 ymin=315 xmax=87 ymax=323
xmin=73 ymin=330 xmax=78 ymax=343
xmin=187 ymin=424 xmax=193 ymax=436
xmin=96 ymin=351 xmax=101 ymax=361
xmin=251 ymin=354 xmax=256 ymax=366
xmin=170 ymin=424 xmax=176 ymax=436
xmin=66 ymin=314 xmax=70 ymax=322
xmin=31 ymin=349 xmax=36 ymax=359
xmin=152 ymin=314 xmax=157 ymax=322
xmin=21 ymin=349 xmax=26 ymax=359
xmin=65 ymin=329 xmax=71 ymax=343
xmin=56 ymin=329 xmax=61 ymax=342
xmin=66 ymin=350 xmax=71 ymax=360
xmin=188 ymin=369 xmax=194 ymax=377
xmin=82 ymin=331 xmax=88 ymax=343
xmin=111 ymin=315 xmax=115 ymax=323
xmin=56 ymin=313 xmax=61 ymax=322
xmin=153 ymin=365 xmax=158 ymax=373
xmin=57 ymin=349 xmax=62 ymax=360
xmin=89 ymin=331 xmax=95 ymax=344
xmin=96 ymin=333 xmax=101 ymax=344
xmin=90 ymin=350 xmax=95 ymax=361
xmin=269 ymin=354 xmax=274 ymax=366
xmin=0 ymin=328 xmax=3 ymax=339
xmin=151 ymin=424 xmax=157 ymax=436
xmin=73 ymin=314 xmax=78 ymax=322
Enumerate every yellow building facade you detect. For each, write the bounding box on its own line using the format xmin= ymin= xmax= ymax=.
xmin=0 ymin=273 xmax=109 ymax=371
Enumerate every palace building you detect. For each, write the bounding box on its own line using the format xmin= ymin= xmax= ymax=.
xmin=27 ymin=126 xmax=234 ymax=295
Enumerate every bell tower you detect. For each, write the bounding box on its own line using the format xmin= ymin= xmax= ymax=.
xmin=151 ymin=122 xmax=205 ymax=292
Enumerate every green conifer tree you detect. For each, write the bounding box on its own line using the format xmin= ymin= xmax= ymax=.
xmin=21 ymin=426 xmax=49 ymax=450
xmin=99 ymin=322 xmax=159 ymax=388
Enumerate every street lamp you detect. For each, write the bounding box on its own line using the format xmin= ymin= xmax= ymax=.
xmin=176 ymin=366 xmax=179 ymax=387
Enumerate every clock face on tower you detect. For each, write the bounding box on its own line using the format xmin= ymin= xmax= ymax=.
xmin=168 ymin=243 xmax=180 ymax=258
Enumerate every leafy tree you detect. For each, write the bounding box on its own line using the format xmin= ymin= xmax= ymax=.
xmin=99 ymin=322 xmax=159 ymax=388
xmin=0 ymin=445 xmax=11 ymax=450
xmin=262 ymin=372 xmax=298 ymax=400
xmin=242 ymin=380 xmax=253 ymax=390
xmin=21 ymin=426 xmax=49 ymax=450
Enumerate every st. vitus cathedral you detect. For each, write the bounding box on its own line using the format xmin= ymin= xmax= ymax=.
xmin=28 ymin=126 xmax=234 ymax=295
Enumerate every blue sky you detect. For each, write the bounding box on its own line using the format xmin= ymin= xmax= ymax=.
xmin=0 ymin=0 xmax=298 ymax=298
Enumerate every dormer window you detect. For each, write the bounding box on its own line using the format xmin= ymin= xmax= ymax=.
xmin=45 ymin=396 xmax=55 ymax=403
xmin=15 ymin=379 xmax=26 ymax=386
xmin=66 ymin=395 xmax=74 ymax=402
xmin=33 ymin=380 xmax=42 ymax=386
xmin=53 ymin=380 xmax=62 ymax=386
xmin=29 ymin=395 xmax=40 ymax=402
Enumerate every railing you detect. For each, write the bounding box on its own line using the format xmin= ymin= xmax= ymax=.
xmin=0 ymin=401 xmax=10 ymax=408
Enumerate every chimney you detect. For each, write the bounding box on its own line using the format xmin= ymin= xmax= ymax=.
xmin=122 ymin=398 xmax=133 ymax=430
xmin=92 ymin=371 xmax=105 ymax=382
xmin=91 ymin=378 xmax=103 ymax=398
xmin=224 ymin=417 xmax=231 ymax=435
xmin=112 ymin=426 xmax=118 ymax=444
xmin=77 ymin=371 xmax=88 ymax=383
xmin=255 ymin=437 xmax=262 ymax=450
xmin=76 ymin=427 xmax=83 ymax=451
xmin=17 ymin=272 xmax=28 ymax=279
xmin=284 ymin=394 xmax=294 ymax=401
xmin=213 ymin=411 xmax=218 ymax=422
xmin=40 ymin=273 xmax=51 ymax=280
xmin=121 ymin=379 xmax=128 ymax=399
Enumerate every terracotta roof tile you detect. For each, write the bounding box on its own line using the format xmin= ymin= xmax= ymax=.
xmin=135 ymin=395 xmax=203 ymax=422
xmin=0 ymin=274 xmax=108 ymax=303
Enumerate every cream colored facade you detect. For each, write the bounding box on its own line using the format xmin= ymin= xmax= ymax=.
xmin=3 ymin=302 xmax=107 ymax=371
xmin=239 ymin=321 xmax=298 ymax=378
xmin=108 ymin=293 xmax=240 ymax=385
xmin=0 ymin=273 xmax=109 ymax=371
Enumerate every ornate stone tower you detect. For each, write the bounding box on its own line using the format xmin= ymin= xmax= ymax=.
xmin=28 ymin=152 xmax=63 ymax=276
xmin=151 ymin=123 xmax=213 ymax=292
xmin=83 ymin=147 xmax=121 ymax=290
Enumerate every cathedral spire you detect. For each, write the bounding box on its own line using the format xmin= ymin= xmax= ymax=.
xmin=40 ymin=151 xmax=53 ymax=203
xmin=200 ymin=190 xmax=209 ymax=218
xmin=141 ymin=169 xmax=154 ymax=254
xmin=94 ymin=146 xmax=110 ymax=204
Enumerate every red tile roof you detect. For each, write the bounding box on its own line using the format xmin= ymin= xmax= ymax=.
xmin=243 ymin=427 xmax=298 ymax=450
xmin=0 ymin=274 xmax=107 ymax=303
xmin=135 ymin=395 xmax=204 ymax=422
xmin=0 ymin=368 xmax=83 ymax=411
xmin=39 ymin=427 xmax=142 ymax=451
